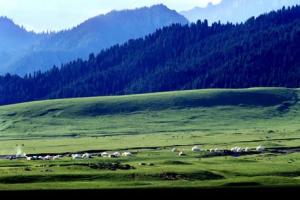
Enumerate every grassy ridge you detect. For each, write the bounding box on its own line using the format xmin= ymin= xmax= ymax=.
xmin=0 ymin=87 xmax=299 ymax=154
xmin=1 ymin=87 xmax=296 ymax=116
xmin=0 ymin=88 xmax=300 ymax=190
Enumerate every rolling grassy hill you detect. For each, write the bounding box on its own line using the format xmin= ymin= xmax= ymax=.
xmin=0 ymin=87 xmax=299 ymax=154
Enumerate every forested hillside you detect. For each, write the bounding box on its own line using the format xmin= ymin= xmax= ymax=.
xmin=1 ymin=6 xmax=300 ymax=105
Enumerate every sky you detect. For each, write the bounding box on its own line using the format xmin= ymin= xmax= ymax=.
xmin=0 ymin=0 xmax=222 ymax=32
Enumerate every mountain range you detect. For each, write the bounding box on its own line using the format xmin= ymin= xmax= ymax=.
xmin=0 ymin=4 xmax=188 ymax=75
xmin=1 ymin=5 xmax=300 ymax=105
xmin=2 ymin=1 xmax=299 ymax=76
xmin=181 ymin=0 xmax=300 ymax=23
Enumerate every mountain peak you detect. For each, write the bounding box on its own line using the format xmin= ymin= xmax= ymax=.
xmin=181 ymin=0 xmax=300 ymax=23
xmin=106 ymin=4 xmax=175 ymax=15
xmin=0 ymin=16 xmax=30 ymax=33
xmin=80 ymin=4 xmax=188 ymax=29
xmin=150 ymin=4 xmax=170 ymax=10
xmin=0 ymin=16 xmax=15 ymax=26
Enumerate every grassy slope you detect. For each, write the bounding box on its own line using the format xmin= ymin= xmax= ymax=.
xmin=0 ymin=87 xmax=299 ymax=154
xmin=0 ymin=88 xmax=300 ymax=190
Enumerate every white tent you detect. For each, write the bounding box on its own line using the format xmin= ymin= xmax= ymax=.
xmin=82 ymin=153 xmax=91 ymax=159
xmin=113 ymin=152 xmax=121 ymax=157
xmin=192 ymin=146 xmax=201 ymax=152
xmin=44 ymin=155 xmax=52 ymax=160
xmin=256 ymin=145 xmax=265 ymax=152
xmin=101 ymin=152 xmax=109 ymax=157
xmin=26 ymin=156 xmax=32 ymax=161
xmin=72 ymin=154 xmax=81 ymax=159
xmin=122 ymin=152 xmax=132 ymax=157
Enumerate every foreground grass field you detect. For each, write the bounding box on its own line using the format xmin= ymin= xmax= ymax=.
xmin=0 ymin=88 xmax=300 ymax=190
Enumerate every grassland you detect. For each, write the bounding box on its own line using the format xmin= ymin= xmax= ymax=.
xmin=0 ymin=88 xmax=300 ymax=190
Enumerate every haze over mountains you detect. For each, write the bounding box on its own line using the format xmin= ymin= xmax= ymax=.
xmin=0 ymin=4 xmax=188 ymax=75
xmin=0 ymin=17 xmax=44 ymax=74
xmin=181 ymin=0 xmax=300 ymax=23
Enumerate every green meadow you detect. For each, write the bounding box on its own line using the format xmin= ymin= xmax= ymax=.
xmin=0 ymin=88 xmax=300 ymax=190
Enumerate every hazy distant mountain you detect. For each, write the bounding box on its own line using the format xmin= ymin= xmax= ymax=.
xmin=0 ymin=4 xmax=188 ymax=75
xmin=0 ymin=17 xmax=40 ymax=52
xmin=181 ymin=0 xmax=300 ymax=23
xmin=0 ymin=17 xmax=46 ymax=73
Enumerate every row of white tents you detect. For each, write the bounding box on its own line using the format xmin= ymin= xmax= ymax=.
xmin=71 ymin=151 xmax=133 ymax=159
xmin=98 ymin=151 xmax=132 ymax=158
xmin=17 ymin=145 xmax=267 ymax=160
xmin=24 ymin=151 xmax=133 ymax=161
xmin=26 ymin=155 xmax=63 ymax=161
xmin=173 ymin=145 xmax=266 ymax=156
